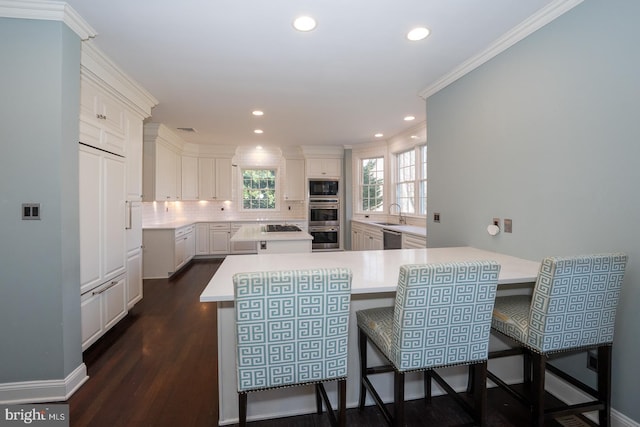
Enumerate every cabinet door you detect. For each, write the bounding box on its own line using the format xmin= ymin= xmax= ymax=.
xmin=210 ymin=230 xmax=230 ymax=254
xmin=126 ymin=115 xmax=143 ymax=200
xmin=185 ymin=230 xmax=196 ymax=261
xmin=198 ymin=158 xmax=216 ymax=200
xmin=182 ymin=156 xmax=199 ymax=200
xmin=81 ymin=292 xmax=103 ymax=350
xmin=127 ymin=250 xmax=143 ymax=309
xmin=216 ymin=158 xmax=233 ymax=200
xmin=125 ymin=201 xmax=142 ymax=253
xmin=156 ymin=143 xmax=179 ymax=200
xmin=307 ymin=158 xmax=341 ymax=177
xmin=79 ymin=147 xmax=102 ymax=291
xmin=195 ymin=223 xmax=211 ymax=255
xmin=103 ymin=155 xmax=126 ymax=279
xmin=103 ymin=277 xmax=127 ymax=331
xmin=284 ymin=159 xmax=305 ymax=201
xmin=175 ymin=235 xmax=186 ymax=270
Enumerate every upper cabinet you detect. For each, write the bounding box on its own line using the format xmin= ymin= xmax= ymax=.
xmin=306 ymin=158 xmax=342 ymax=178
xmin=181 ymin=156 xmax=199 ymax=200
xmin=143 ymin=124 xmax=183 ymax=201
xmin=284 ymin=158 xmax=305 ymax=201
xmin=79 ymin=78 xmax=127 ymax=156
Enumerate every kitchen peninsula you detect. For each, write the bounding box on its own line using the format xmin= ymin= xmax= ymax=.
xmin=200 ymin=247 xmax=540 ymax=425
xmin=230 ymin=224 xmax=313 ymax=254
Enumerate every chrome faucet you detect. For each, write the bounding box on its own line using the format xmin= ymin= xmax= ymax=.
xmin=388 ymin=203 xmax=406 ymax=224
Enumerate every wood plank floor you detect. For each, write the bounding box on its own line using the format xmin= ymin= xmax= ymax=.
xmin=67 ymin=259 xmax=584 ymax=427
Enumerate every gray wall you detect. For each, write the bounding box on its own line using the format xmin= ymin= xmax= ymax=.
xmin=0 ymin=18 xmax=82 ymax=382
xmin=426 ymin=0 xmax=639 ymax=421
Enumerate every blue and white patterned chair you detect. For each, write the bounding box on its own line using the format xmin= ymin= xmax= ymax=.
xmin=490 ymin=253 xmax=628 ymax=427
xmin=233 ymin=268 xmax=352 ymax=427
xmin=357 ymin=261 xmax=501 ymax=426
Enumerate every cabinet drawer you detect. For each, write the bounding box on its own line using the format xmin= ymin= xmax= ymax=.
xmin=210 ymin=223 xmax=230 ymax=231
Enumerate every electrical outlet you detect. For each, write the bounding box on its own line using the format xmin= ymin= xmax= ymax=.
xmin=434 ymin=213 xmax=441 ymax=223
xmin=504 ymin=218 xmax=513 ymax=233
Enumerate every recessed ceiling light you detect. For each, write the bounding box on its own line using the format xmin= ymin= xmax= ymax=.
xmin=410 ymin=135 xmax=418 ymax=139
xmin=407 ymin=27 xmax=430 ymax=41
xmin=374 ymin=133 xmax=384 ymax=138
xmin=254 ymin=129 xmax=263 ymax=134
xmin=293 ymin=16 xmax=317 ymax=32
xmin=252 ymin=110 xmax=264 ymax=116
xmin=256 ymin=145 xmax=263 ymax=150
xmin=404 ymin=115 xmax=415 ymax=121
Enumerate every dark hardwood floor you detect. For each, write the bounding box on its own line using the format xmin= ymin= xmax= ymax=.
xmin=67 ymin=259 xmax=587 ymax=427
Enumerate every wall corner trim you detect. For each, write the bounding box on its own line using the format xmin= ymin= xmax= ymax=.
xmin=0 ymin=364 xmax=88 ymax=404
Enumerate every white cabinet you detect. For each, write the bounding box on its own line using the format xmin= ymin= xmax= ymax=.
xmin=125 ymin=201 xmax=143 ymax=308
xmin=81 ymin=274 xmax=127 ymax=350
xmin=79 ymin=78 xmax=127 ymax=156
xmin=143 ymin=225 xmax=195 ymax=279
xmin=284 ymin=159 xmax=305 ymax=201
xmin=230 ymin=223 xmax=258 ymax=254
xmin=126 ymin=250 xmax=142 ymax=309
xmin=210 ymin=223 xmax=231 ymax=255
xmin=306 ymin=158 xmax=341 ymax=178
xmin=216 ymin=158 xmax=233 ymax=200
xmin=350 ymin=221 xmax=382 ymax=251
xmin=195 ymin=223 xmax=211 ymax=255
xmin=197 ymin=157 xmax=233 ymax=201
xmin=402 ymin=233 xmax=426 ymax=249
xmin=79 ymin=144 xmax=126 ymax=294
xmin=125 ymin=114 xmax=144 ymax=201
xmin=143 ymin=124 xmax=184 ymax=201
xmin=181 ymin=156 xmax=199 ymax=200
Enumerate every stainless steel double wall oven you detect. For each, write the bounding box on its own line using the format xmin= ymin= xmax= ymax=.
xmin=308 ymin=179 xmax=340 ymax=250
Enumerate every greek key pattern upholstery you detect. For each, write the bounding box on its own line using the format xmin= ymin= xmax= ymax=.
xmin=492 ymin=253 xmax=627 ymax=353
xmin=357 ymin=261 xmax=500 ymax=372
xmin=234 ymin=268 xmax=352 ymax=392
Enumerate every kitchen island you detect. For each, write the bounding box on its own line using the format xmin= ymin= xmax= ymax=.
xmin=201 ymin=246 xmax=540 ymax=425
xmin=230 ymin=224 xmax=313 ymax=254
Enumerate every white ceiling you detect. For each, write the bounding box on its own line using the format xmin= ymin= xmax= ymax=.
xmin=60 ymin=0 xmax=566 ymax=147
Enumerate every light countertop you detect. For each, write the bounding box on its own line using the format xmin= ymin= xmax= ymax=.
xmin=351 ymin=219 xmax=426 ymax=237
xmin=142 ymin=219 xmax=306 ymax=230
xmin=200 ymin=246 xmax=540 ymax=302
xmin=229 ymin=224 xmax=313 ymax=242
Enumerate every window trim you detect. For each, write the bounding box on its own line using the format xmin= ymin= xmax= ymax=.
xmin=238 ymin=165 xmax=281 ymax=212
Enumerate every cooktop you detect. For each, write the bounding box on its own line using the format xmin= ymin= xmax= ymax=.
xmin=265 ymin=224 xmax=302 ymax=232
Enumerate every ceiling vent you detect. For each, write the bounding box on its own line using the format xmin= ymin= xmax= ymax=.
xmin=176 ymin=127 xmax=197 ymax=133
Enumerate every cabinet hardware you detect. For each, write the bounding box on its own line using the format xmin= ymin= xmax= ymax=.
xmin=92 ymin=280 xmax=119 ymax=295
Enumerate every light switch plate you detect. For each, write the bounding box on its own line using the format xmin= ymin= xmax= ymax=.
xmin=22 ymin=203 xmax=41 ymax=220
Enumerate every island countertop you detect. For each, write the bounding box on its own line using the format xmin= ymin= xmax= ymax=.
xmin=229 ymin=224 xmax=313 ymax=242
xmin=200 ymin=246 xmax=540 ymax=302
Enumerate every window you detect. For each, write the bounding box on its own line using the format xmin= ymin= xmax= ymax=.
xmin=394 ymin=145 xmax=427 ymax=215
xmin=361 ymin=157 xmax=384 ymax=212
xmin=396 ymin=149 xmax=415 ymax=214
xmin=242 ymin=168 xmax=277 ymax=210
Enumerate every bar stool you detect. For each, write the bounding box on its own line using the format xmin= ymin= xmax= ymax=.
xmin=357 ymin=261 xmax=501 ymax=426
xmin=233 ymin=268 xmax=352 ymax=427
xmin=489 ymin=253 xmax=628 ymax=426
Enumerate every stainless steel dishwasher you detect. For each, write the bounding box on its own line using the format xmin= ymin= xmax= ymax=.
xmin=382 ymin=229 xmax=402 ymax=250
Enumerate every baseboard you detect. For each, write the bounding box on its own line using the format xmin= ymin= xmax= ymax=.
xmin=546 ymin=370 xmax=639 ymax=427
xmin=0 ymin=364 xmax=88 ymax=404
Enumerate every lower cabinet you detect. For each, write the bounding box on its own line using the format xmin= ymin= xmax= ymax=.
xmin=402 ymin=233 xmax=427 ymax=249
xmin=351 ymin=221 xmax=383 ymax=250
xmin=143 ymin=225 xmax=195 ymax=279
xmin=126 ymin=250 xmax=143 ymax=309
xmin=81 ymin=275 xmax=127 ymax=351
xmin=195 ymin=223 xmax=230 ymax=256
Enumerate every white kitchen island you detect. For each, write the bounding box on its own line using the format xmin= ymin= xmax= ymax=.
xmin=230 ymin=224 xmax=313 ymax=254
xmin=200 ymin=247 xmax=540 ymax=425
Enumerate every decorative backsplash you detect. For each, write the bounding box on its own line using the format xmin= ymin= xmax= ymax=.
xmin=142 ymin=200 xmax=306 ymax=225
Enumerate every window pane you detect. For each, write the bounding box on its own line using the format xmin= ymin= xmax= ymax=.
xmin=242 ymin=169 xmax=276 ymax=210
xmin=361 ymin=157 xmax=384 ymax=212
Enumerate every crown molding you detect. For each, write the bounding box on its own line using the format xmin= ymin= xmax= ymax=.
xmin=81 ymin=40 xmax=158 ymax=118
xmin=0 ymin=0 xmax=96 ymax=40
xmin=418 ymin=0 xmax=584 ymax=99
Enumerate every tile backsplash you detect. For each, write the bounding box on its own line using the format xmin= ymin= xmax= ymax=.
xmin=142 ymin=200 xmax=306 ymax=225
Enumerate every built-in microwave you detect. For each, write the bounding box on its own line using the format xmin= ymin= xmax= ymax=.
xmin=309 ymin=180 xmax=339 ymax=198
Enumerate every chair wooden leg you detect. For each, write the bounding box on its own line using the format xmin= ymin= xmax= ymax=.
xmin=358 ymin=327 xmax=367 ymax=410
xmin=523 ymin=350 xmax=532 ymax=386
xmin=530 ymin=352 xmax=545 ymax=427
xmin=598 ymin=346 xmax=612 ymax=427
xmin=238 ymin=392 xmax=247 ymax=427
xmin=315 ymin=383 xmax=323 ymax=414
xmin=424 ymin=370 xmax=432 ymax=404
xmin=472 ymin=362 xmax=488 ymax=427
xmin=338 ymin=378 xmax=347 ymax=427
xmin=394 ymin=371 xmax=405 ymax=427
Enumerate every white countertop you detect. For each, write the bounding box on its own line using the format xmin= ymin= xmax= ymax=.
xmin=230 ymin=224 xmax=313 ymax=242
xmin=200 ymin=246 xmax=540 ymax=302
xmin=352 ymin=219 xmax=426 ymax=237
xmin=142 ymin=219 xmax=307 ymax=230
